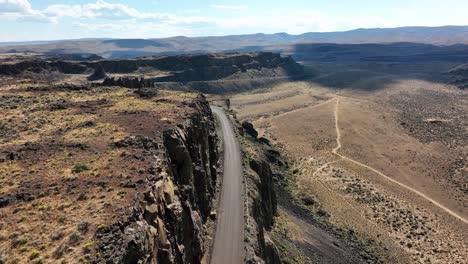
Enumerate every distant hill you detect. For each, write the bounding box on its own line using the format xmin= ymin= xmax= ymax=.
xmin=283 ymin=42 xmax=468 ymax=63
xmin=1 ymin=26 xmax=468 ymax=58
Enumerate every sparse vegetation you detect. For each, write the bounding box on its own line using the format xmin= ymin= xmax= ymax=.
xmin=1 ymin=38 xmax=467 ymax=264
xmin=71 ymin=164 xmax=90 ymax=174
xmin=232 ymin=65 xmax=468 ymax=263
xmin=29 ymin=250 xmax=40 ymax=260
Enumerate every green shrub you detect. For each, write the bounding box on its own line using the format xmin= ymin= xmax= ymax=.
xmin=38 ymin=205 xmax=50 ymax=211
xmin=29 ymin=250 xmax=40 ymax=259
xmin=72 ymin=164 xmax=90 ymax=174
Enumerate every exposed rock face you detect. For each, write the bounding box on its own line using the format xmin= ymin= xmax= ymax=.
xmin=0 ymin=52 xmax=303 ymax=94
xmin=0 ymin=60 xmax=87 ymax=75
xmin=249 ymin=159 xmax=277 ymax=229
xmin=95 ymin=97 xmax=219 ymax=264
xmin=245 ymin=159 xmax=280 ymax=264
xmin=449 ymin=63 xmax=468 ymax=89
xmin=239 ymin=122 xmax=280 ymax=264
xmin=102 ymin=77 xmax=155 ymax=88
xmin=242 ymin=121 xmax=259 ymax=139
xmin=87 ymin=64 xmax=107 ymax=81
xmin=0 ymin=52 xmax=303 ymax=84
xmin=148 ymin=52 xmax=304 ymax=82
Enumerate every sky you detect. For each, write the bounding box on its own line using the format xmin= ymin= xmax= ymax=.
xmin=0 ymin=0 xmax=467 ymax=42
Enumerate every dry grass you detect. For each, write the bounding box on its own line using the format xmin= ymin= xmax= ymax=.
xmin=0 ymin=81 xmax=199 ymax=263
xmin=231 ymin=77 xmax=468 ymax=263
xmin=231 ymin=81 xmax=331 ymax=120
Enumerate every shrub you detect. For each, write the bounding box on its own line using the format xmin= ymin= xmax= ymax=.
xmin=72 ymin=164 xmax=90 ymax=174
xmin=68 ymin=232 xmax=82 ymax=246
xmin=317 ymin=209 xmax=330 ymax=218
xmin=83 ymin=242 xmax=93 ymax=253
xmin=38 ymin=205 xmax=50 ymax=211
xmin=53 ymin=242 xmax=69 ymax=259
xmin=77 ymin=221 xmax=90 ymax=234
xmin=117 ymin=191 xmax=126 ymax=198
xmin=11 ymin=236 xmax=28 ymax=248
xmin=29 ymin=250 xmax=40 ymax=260
xmin=20 ymin=246 xmax=29 ymax=252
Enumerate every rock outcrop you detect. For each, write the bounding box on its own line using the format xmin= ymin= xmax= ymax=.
xmin=249 ymin=159 xmax=277 ymax=229
xmin=244 ymin=158 xmax=280 ymax=264
xmin=101 ymin=77 xmax=155 ymax=88
xmin=0 ymin=60 xmax=87 ymax=75
xmin=242 ymin=121 xmax=259 ymax=139
xmin=449 ymin=63 xmax=468 ymax=89
xmin=147 ymin=52 xmax=304 ymax=83
xmin=0 ymin=52 xmax=304 ymax=94
xmin=87 ymin=64 xmax=107 ymax=81
xmin=94 ymin=97 xmax=219 ymax=264
xmin=238 ymin=121 xmax=281 ymax=264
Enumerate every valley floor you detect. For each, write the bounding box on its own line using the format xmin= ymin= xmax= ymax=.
xmin=230 ymin=78 xmax=467 ymax=263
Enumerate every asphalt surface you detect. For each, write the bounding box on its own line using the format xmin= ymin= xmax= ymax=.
xmin=210 ymin=106 xmax=244 ymax=264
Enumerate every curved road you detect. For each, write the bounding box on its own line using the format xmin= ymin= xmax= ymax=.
xmin=210 ymin=106 xmax=244 ymax=264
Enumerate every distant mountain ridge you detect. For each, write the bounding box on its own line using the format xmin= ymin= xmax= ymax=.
xmin=1 ymin=26 xmax=467 ymax=58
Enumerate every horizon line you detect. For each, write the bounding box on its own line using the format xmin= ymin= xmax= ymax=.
xmin=1 ymin=24 xmax=467 ymax=44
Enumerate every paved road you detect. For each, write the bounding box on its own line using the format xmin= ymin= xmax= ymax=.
xmin=210 ymin=106 xmax=244 ymax=264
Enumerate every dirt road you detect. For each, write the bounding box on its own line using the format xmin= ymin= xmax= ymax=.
xmin=210 ymin=106 xmax=244 ymax=264
xmin=329 ymin=98 xmax=468 ymax=224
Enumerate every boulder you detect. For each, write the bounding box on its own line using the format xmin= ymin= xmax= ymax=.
xmin=242 ymin=121 xmax=258 ymax=139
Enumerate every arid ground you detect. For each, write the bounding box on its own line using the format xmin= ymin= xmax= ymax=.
xmin=230 ymin=63 xmax=468 ymax=263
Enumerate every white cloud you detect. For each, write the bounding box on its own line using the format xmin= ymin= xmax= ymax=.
xmin=0 ymin=0 xmax=31 ymax=13
xmin=0 ymin=1 xmax=394 ymax=34
xmin=44 ymin=0 xmax=169 ymax=20
xmin=0 ymin=0 xmax=55 ymax=23
xmin=18 ymin=10 xmax=56 ymax=23
xmin=210 ymin=5 xmax=248 ymax=10
xmin=1 ymin=1 xmax=448 ymax=41
xmin=43 ymin=4 xmax=83 ymax=18
xmin=67 ymin=9 xmax=399 ymax=39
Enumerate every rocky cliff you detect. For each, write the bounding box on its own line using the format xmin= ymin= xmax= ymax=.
xmin=235 ymin=120 xmax=281 ymax=264
xmin=147 ymin=52 xmax=304 ymax=82
xmin=0 ymin=52 xmax=304 ymax=93
xmin=95 ymin=97 xmax=219 ymax=263
xmin=0 ymin=84 xmax=220 ymax=264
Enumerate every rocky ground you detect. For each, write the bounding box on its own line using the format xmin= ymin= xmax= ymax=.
xmin=0 ymin=79 xmax=220 ymax=263
xmin=300 ymin=158 xmax=467 ymax=264
xmin=383 ymin=82 xmax=467 ymax=198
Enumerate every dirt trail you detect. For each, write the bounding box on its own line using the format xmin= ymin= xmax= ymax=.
xmin=210 ymin=106 xmax=244 ymax=264
xmin=317 ymin=97 xmax=468 ymax=224
xmin=269 ymin=98 xmax=336 ymax=120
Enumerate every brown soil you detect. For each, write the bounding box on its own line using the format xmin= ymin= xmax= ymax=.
xmin=230 ymin=77 xmax=468 ymax=263
xmin=0 ymin=81 xmax=199 ymax=263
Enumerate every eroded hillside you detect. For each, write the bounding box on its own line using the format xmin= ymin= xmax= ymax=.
xmin=0 ymin=52 xmax=304 ymax=94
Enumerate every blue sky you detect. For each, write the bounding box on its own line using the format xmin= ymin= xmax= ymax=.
xmin=0 ymin=0 xmax=467 ymax=41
